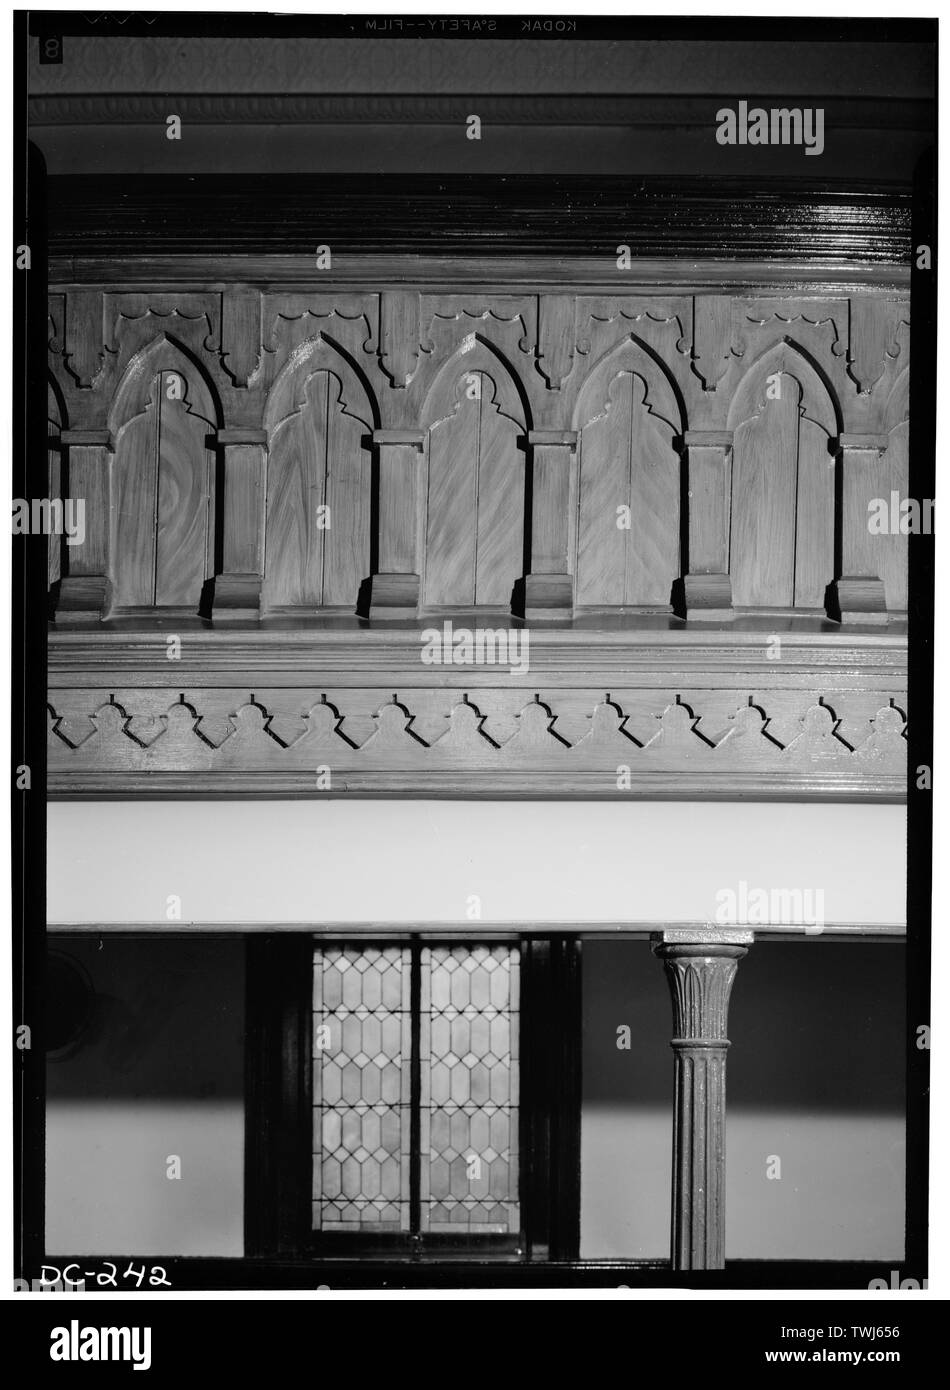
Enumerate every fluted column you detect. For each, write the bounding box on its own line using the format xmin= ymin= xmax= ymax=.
xmin=652 ymin=930 xmax=751 ymax=1270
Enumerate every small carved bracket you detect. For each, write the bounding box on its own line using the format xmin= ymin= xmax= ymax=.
xmin=65 ymin=289 xmax=107 ymax=387
xmin=537 ymin=294 xmax=580 ymax=390
xmin=379 ymin=291 xmax=424 ymax=388
xmin=691 ymin=296 xmax=734 ymax=391
xmin=221 ymin=286 xmax=263 ymax=387
xmin=848 ymin=298 xmax=910 ymax=395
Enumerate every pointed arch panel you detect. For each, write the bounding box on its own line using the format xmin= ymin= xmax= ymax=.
xmin=421 ymin=341 xmax=527 ymax=610
xmin=727 ymin=343 xmax=839 ymax=609
xmin=573 ymin=340 xmax=683 ymax=607
xmin=264 ymin=341 xmax=376 ymax=609
xmin=108 ymin=337 xmax=218 ymax=610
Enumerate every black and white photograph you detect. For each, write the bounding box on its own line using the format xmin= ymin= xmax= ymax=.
xmin=8 ymin=3 xmax=943 ymax=1349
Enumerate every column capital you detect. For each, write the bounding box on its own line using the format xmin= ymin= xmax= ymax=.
xmin=654 ymin=928 xmax=754 ymax=947
xmin=838 ymin=432 xmax=889 ymax=453
xmin=60 ymin=429 xmax=114 ymax=452
xmin=527 ymin=429 xmax=577 ymax=447
xmin=217 ymin=427 xmax=267 ymax=447
xmin=372 ymin=428 xmax=425 ymax=449
xmin=653 ymin=940 xmax=748 ymax=1044
xmin=683 ymin=429 xmax=734 ymax=450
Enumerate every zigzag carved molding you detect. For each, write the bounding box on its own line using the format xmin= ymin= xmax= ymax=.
xmin=47 ymin=690 xmax=908 ymax=796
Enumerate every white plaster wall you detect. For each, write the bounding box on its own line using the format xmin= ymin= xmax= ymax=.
xmin=47 ymin=800 xmax=906 ymax=926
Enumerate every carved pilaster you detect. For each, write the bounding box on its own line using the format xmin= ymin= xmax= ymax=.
xmin=524 ymin=429 xmax=576 ymax=621
xmin=681 ymin=430 xmax=734 ymax=621
xmin=213 ymin=427 xmax=266 ymax=620
xmin=54 ymin=429 xmax=114 ymax=622
xmin=831 ymin=433 xmax=890 ymax=625
xmin=366 ymin=428 xmax=424 ymax=619
xmin=653 ymin=930 xmax=751 ymax=1270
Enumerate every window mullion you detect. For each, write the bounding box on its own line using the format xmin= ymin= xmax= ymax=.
xmin=409 ymin=938 xmax=422 ymax=1241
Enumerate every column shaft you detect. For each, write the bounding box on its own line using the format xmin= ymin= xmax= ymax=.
xmin=832 ymin=434 xmax=890 ymax=624
xmin=368 ymin=429 xmax=423 ymax=618
xmin=524 ymin=429 xmax=576 ymax=620
xmin=214 ymin=427 xmax=266 ymax=618
xmin=653 ymin=935 xmax=750 ymax=1270
xmin=682 ymin=430 xmax=734 ymax=620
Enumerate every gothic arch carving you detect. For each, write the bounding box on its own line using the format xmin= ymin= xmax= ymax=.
xmin=108 ymin=332 xmax=222 ymax=434
xmin=727 ymin=338 xmax=840 ymax=436
xmin=572 ymin=336 xmax=684 ymax=608
xmin=264 ymin=333 xmax=379 ymax=436
xmin=420 ymin=336 xmax=529 ymax=611
xmin=726 ymin=339 xmax=839 ymax=610
xmin=263 ymin=336 xmax=377 ymax=610
xmin=108 ymin=334 xmax=220 ymax=612
xmin=421 ymin=334 xmax=530 ymax=432
xmin=573 ymin=334 xmax=684 ymax=435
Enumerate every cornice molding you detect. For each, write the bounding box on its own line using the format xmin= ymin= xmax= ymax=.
xmin=47 ymin=629 xmax=908 ymax=800
xmin=46 ymin=257 xmax=912 ymax=293
xmin=43 ymin=175 xmax=913 ymax=274
xmin=47 ymin=625 xmax=909 ymax=680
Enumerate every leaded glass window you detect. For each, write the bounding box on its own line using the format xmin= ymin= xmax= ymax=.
xmin=312 ymin=942 xmax=520 ymax=1241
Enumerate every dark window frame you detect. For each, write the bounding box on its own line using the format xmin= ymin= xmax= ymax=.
xmin=244 ymin=934 xmax=582 ymax=1264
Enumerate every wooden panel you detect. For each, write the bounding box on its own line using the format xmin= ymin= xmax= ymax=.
xmin=529 ymin=445 xmax=571 ymax=575
xmin=626 ymin=377 xmax=680 ymax=605
xmin=730 ymin=376 xmax=799 ymax=607
xmin=577 ymin=372 xmax=679 ymax=606
xmin=222 ymin=444 xmax=264 ymax=576
xmin=841 ymin=445 xmax=892 ymax=582
xmin=111 ymin=402 xmax=159 ymax=607
xmin=266 ymin=372 xmax=370 ymax=609
xmin=324 ymin=393 xmax=370 ymax=607
xmin=155 ymin=375 xmax=213 ymax=607
xmin=377 ymin=443 xmax=419 ymax=577
xmin=474 ymin=389 xmax=524 ymax=607
xmin=424 ymin=372 xmax=523 ymax=609
xmin=576 ymin=380 xmax=629 ymax=606
xmin=881 ymin=421 xmax=909 ymax=610
xmin=64 ymin=445 xmax=110 ymax=582
xmin=686 ymin=443 xmax=730 ymax=575
xmin=793 ymin=417 xmax=835 ymax=609
xmin=112 ymin=368 xmax=215 ymax=609
xmin=48 ymin=383 xmax=62 ymax=588
xmin=46 ymin=283 xmax=910 ymax=627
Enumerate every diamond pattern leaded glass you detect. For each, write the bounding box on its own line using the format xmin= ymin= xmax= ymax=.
xmin=420 ymin=945 xmax=520 ymax=1233
xmin=312 ymin=946 xmax=411 ymax=1232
